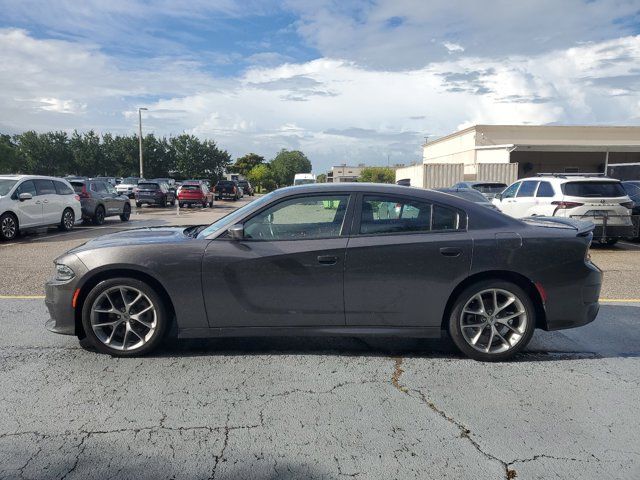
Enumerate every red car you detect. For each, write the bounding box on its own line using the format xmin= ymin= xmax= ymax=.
xmin=177 ymin=182 xmax=213 ymax=208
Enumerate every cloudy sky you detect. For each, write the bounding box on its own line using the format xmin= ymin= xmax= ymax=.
xmin=1 ymin=0 xmax=640 ymax=172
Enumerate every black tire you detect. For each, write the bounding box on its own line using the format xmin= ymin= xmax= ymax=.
xmin=0 ymin=212 xmax=19 ymax=241
xmin=170 ymin=198 xmax=175 ymax=207
xmin=93 ymin=205 xmax=105 ymax=225
xmin=80 ymin=277 xmax=169 ymax=357
xmin=136 ymin=202 xmax=142 ymax=208
xmin=202 ymin=201 xmax=207 ymax=208
xmin=120 ymin=203 xmax=131 ymax=222
xmin=161 ymin=197 xmax=167 ymax=208
xmin=59 ymin=208 xmax=75 ymax=231
xmin=447 ymin=279 xmax=536 ymax=362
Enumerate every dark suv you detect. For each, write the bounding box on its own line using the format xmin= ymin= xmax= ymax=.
xmin=237 ymin=179 xmax=254 ymax=196
xmin=70 ymin=180 xmax=131 ymax=225
xmin=135 ymin=182 xmax=176 ymax=208
xmin=214 ymin=180 xmax=241 ymax=200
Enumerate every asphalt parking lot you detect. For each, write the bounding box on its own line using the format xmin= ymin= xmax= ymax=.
xmin=1 ymin=198 xmax=639 ymax=479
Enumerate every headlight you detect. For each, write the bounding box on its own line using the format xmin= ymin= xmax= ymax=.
xmin=55 ymin=263 xmax=75 ymax=281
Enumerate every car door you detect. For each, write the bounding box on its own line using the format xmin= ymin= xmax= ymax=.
xmin=531 ymin=180 xmax=557 ymax=216
xmin=344 ymin=193 xmax=472 ymax=327
xmin=103 ymin=182 xmax=123 ymax=214
xmin=201 ymin=193 xmax=354 ymax=327
xmin=12 ymin=180 xmax=42 ymax=227
xmin=33 ymin=179 xmax=60 ymax=224
xmin=494 ymin=181 xmax=521 ymax=216
xmin=511 ymin=180 xmax=539 ymax=217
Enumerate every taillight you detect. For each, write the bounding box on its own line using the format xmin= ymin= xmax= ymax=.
xmin=78 ymin=185 xmax=89 ymax=198
xmin=74 ymin=194 xmax=81 ymax=201
xmin=620 ymin=201 xmax=634 ymax=209
xmin=551 ymin=201 xmax=583 ymax=215
xmin=233 ymin=186 xmax=237 ymax=193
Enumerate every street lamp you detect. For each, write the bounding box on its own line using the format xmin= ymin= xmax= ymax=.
xmin=138 ymin=107 xmax=148 ymax=178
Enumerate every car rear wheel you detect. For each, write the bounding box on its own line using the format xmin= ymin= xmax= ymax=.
xmin=59 ymin=208 xmax=75 ymax=231
xmin=120 ymin=203 xmax=131 ymax=222
xmin=0 ymin=212 xmax=19 ymax=241
xmin=81 ymin=278 xmax=168 ymax=356
xmin=93 ymin=205 xmax=105 ymax=225
xmin=448 ymin=280 xmax=535 ymax=362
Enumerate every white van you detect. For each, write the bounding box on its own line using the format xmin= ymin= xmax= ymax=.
xmin=293 ymin=173 xmax=316 ymax=186
xmin=0 ymin=175 xmax=82 ymax=241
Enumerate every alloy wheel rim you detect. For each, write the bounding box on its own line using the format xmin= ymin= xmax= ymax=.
xmin=1 ymin=217 xmax=16 ymax=238
xmin=459 ymin=288 xmax=527 ymax=354
xmin=90 ymin=286 xmax=157 ymax=351
xmin=64 ymin=211 xmax=74 ymax=229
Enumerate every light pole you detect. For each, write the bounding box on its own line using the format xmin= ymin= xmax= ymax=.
xmin=138 ymin=107 xmax=148 ymax=178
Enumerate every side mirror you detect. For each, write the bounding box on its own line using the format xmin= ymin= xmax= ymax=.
xmin=228 ymin=224 xmax=244 ymax=240
xmin=495 ymin=193 xmax=502 ymax=201
xmin=18 ymin=193 xmax=32 ymax=201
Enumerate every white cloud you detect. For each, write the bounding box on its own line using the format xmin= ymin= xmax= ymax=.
xmin=1 ymin=28 xmax=640 ymax=173
xmin=443 ymin=42 xmax=464 ymax=53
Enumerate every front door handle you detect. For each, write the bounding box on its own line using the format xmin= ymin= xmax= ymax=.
xmin=317 ymin=255 xmax=338 ymax=265
xmin=440 ymin=247 xmax=462 ymax=257
xmin=43 ymin=200 xmax=49 ymax=203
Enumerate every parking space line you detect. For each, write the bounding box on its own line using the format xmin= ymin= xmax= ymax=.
xmin=0 ymin=295 xmax=45 ymax=299
xmin=601 ymin=298 xmax=640 ymax=303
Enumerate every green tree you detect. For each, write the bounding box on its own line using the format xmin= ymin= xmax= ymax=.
xmin=170 ymin=134 xmax=231 ymax=180
xmin=247 ymin=163 xmax=275 ymax=192
xmin=69 ymin=130 xmax=103 ymax=176
xmin=101 ymin=133 xmax=139 ymax=177
xmin=270 ymin=149 xmax=312 ymax=186
xmin=14 ymin=131 xmax=72 ymax=176
xmin=316 ymin=173 xmax=327 ymax=183
xmin=232 ymin=153 xmax=265 ymax=176
xmin=359 ymin=166 xmax=395 ymax=184
xmin=0 ymin=134 xmax=22 ymax=174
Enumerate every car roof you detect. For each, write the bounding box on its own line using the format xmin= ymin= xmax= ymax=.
xmin=528 ymin=175 xmax=621 ymax=184
xmin=0 ymin=174 xmax=71 ymax=182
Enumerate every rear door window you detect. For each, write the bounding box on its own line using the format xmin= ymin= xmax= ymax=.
xmin=536 ymin=181 xmax=555 ymax=197
xmin=562 ymin=181 xmax=626 ymax=197
xmin=34 ymin=179 xmax=56 ymax=195
xmin=516 ymin=181 xmax=538 ymax=197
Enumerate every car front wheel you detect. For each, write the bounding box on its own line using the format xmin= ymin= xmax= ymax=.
xmin=0 ymin=212 xmax=19 ymax=241
xmin=448 ymin=280 xmax=535 ymax=362
xmin=81 ymin=278 xmax=168 ymax=356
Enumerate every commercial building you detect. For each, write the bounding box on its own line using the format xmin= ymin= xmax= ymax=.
xmin=397 ymin=124 xmax=640 ymax=188
xmin=327 ymin=163 xmax=405 ymax=183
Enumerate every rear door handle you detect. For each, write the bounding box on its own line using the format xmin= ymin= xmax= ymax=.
xmin=317 ymin=255 xmax=338 ymax=265
xmin=43 ymin=200 xmax=49 ymax=203
xmin=440 ymin=247 xmax=462 ymax=257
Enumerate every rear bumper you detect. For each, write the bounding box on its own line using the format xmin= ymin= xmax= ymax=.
xmin=542 ymin=261 xmax=602 ymax=331
xmin=136 ymin=196 xmax=165 ymax=205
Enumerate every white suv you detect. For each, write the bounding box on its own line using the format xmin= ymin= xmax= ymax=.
xmin=0 ymin=175 xmax=82 ymax=241
xmin=493 ymin=174 xmax=635 ymax=245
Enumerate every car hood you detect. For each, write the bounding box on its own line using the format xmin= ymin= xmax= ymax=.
xmin=68 ymin=226 xmax=193 ymax=252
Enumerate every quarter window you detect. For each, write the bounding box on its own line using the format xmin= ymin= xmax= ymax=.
xmin=516 ymin=181 xmax=538 ymax=197
xmin=53 ymin=181 xmax=74 ymax=195
xmin=33 ymin=179 xmax=56 ymax=195
xmin=243 ymin=195 xmax=350 ymax=240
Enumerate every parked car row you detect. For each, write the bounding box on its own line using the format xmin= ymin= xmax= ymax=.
xmin=435 ymin=174 xmax=638 ymax=245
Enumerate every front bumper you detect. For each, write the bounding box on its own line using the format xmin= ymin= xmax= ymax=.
xmin=44 ymin=255 xmax=87 ymax=336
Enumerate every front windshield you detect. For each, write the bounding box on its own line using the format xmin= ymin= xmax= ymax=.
xmin=197 ymin=192 xmax=276 ymax=238
xmin=294 ymin=179 xmax=315 ymax=185
xmin=122 ymin=177 xmax=139 ymax=184
xmin=0 ymin=179 xmax=17 ymax=196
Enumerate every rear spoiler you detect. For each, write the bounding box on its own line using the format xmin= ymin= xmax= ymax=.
xmin=521 ymin=216 xmax=595 ymax=237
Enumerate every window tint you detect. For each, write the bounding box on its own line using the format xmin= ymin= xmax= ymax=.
xmin=471 ymin=183 xmax=507 ymax=194
xmin=138 ymin=183 xmax=160 ymax=190
xmin=34 ymin=179 xmax=56 ymax=195
xmin=562 ymin=181 xmax=626 ymax=197
xmin=105 ymin=183 xmax=116 ymax=194
xmin=0 ymin=179 xmax=18 ymax=196
xmin=536 ymin=181 xmax=555 ymax=197
xmin=54 ymin=181 xmax=74 ymax=195
xmin=16 ymin=180 xmax=36 ymax=197
xmin=244 ymin=195 xmax=349 ymax=240
xmin=516 ymin=181 xmax=538 ymax=197
xmin=502 ymin=182 xmax=520 ymax=199
xmin=70 ymin=182 xmax=84 ymax=194
xmin=95 ymin=182 xmax=107 ymax=193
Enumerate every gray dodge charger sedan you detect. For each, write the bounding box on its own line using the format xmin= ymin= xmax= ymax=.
xmin=45 ymin=183 xmax=602 ymax=361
